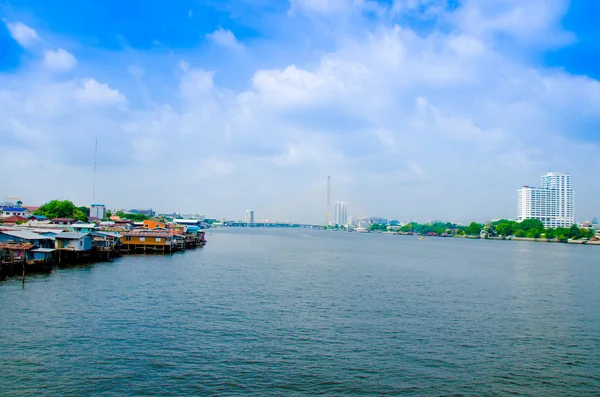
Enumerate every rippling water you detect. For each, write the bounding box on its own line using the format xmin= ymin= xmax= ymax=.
xmin=1 ymin=229 xmax=599 ymax=396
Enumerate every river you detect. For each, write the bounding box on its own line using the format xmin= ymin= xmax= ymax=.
xmin=1 ymin=228 xmax=599 ymax=396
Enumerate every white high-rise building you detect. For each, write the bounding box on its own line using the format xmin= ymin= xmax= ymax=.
xmin=339 ymin=202 xmax=347 ymax=226
xmin=518 ymin=172 xmax=574 ymax=228
xmin=333 ymin=201 xmax=348 ymax=225
xmin=244 ymin=209 xmax=254 ymax=224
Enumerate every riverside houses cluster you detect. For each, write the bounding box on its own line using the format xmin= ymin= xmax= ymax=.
xmin=0 ymin=204 xmax=207 ymax=279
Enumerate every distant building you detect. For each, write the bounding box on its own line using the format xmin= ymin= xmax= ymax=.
xmin=334 ymin=202 xmax=348 ymax=226
xmin=90 ymin=204 xmax=106 ymax=220
xmin=129 ymin=208 xmax=155 ymax=217
xmin=2 ymin=207 xmax=26 ymax=217
xmin=368 ymin=217 xmax=388 ymax=225
xmin=518 ymin=172 xmax=575 ymax=228
xmin=179 ymin=213 xmax=205 ymax=221
xmin=245 ymin=210 xmax=255 ymax=224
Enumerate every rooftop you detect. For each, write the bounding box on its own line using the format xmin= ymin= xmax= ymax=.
xmin=0 ymin=230 xmax=52 ymax=240
xmin=1 ymin=215 xmax=29 ymax=222
xmin=0 ymin=243 xmax=34 ymax=250
xmin=56 ymin=232 xmax=90 ymax=239
xmin=2 ymin=207 xmax=26 ymax=212
xmin=51 ymin=218 xmax=76 ymax=223
xmin=31 ymin=248 xmax=56 ymax=253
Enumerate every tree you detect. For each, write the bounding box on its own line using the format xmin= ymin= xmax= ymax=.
xmin=517 ymin=219 xmax=544 ymax=232
xmin=115 ymin=210 xmax=126 ymax=218
xmin=105 ymin=210 xmax=112 ymax=219
xmin=369 ymin=223 xmax=387 ymax=232
xmin=77 ymin=206 xmax=90 ymax=217
xmin=16 ymin=200 xmax=23 ymax=206
xmin=127 ymin=214 xmax=150 ymax=222
xmin=514 ymin=230 xmax=526 ymax=237
xmin=466 ymin=222 xmax=482 ymax=236
xmin=544 ymin=228 xmax=556 ymax=239
xmin=526 ymin=228 xmax=541 ymax=238
xmin=35 ymin=200 xmax=78 ymax=219
xmin=73 ymin=209 xmax=88 ymax=222
xmin=569 ymin=224 xmax=582 ymax=239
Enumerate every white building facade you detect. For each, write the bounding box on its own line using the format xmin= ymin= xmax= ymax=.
xmin=244 ymin=209 xmax=254 ymax=224
xmin=90 ymin=204 xmax=106 ymax=219
xmin=518 ymin=172 xmax=574 ymax=228
xmin=333 ymin=202 xmax=347 ymax=226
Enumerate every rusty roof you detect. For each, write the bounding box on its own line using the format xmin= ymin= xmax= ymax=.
xmin=0 ymin=243 xmax=34 ymax=250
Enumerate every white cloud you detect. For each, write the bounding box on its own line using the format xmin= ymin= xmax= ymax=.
xmin=74 ymin=78 xmax=126 ymax=104
xmin=5 ymin=21 xmax=39 ymax=48
xmin=43 ymin=48 xmax=77 ymax=71
xmin=205 ymin=28 xmax=244 ymax=51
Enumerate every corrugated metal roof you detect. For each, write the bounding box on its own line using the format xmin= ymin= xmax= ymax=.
xmin=92 ymin=231 xmax=121 ymax=238
xmin=0 ymin=230 xmax=52 ymax=240
xmin=31 ymin=248 xmax=56 ymax=253
xmin=56 ymin=232 xmax=90 ymax=239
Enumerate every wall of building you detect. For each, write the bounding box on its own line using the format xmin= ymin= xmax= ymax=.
xmin=121 ymin=235 xmax=172 ymax=246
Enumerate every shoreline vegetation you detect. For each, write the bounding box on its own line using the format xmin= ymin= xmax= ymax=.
xmin=368 ymin=219 xmax=600 ymax=245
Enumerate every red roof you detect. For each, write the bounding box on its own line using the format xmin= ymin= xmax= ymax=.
xmin=1 ymin=215 xmax=28 ymax=223
xmin=23 ymin=206 xmax=39 ymax=211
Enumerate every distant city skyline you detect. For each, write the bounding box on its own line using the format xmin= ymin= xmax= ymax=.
xmin=2 ymin=0 xmax=599 ymax=225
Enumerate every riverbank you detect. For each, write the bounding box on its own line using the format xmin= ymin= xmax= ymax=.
xmin=386 ymin=232 xmax=600 ymax=246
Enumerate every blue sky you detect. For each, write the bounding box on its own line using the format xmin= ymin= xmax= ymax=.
xmin=1 ymin=0 xmax=599 ymax=223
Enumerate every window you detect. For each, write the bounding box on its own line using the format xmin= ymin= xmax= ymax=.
xmin=156 ymin=238 xmax=162 ymax=242
xmin=80 ymin=240 xmax=83 ymax=247
xmin=140 ymin=237 xmax=146 ymax=242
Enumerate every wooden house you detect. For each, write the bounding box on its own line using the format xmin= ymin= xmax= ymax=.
xmin=120 ymin=231 xmax=175 ymax=252
xmin=55 ymin=232 xmax=93 ymax=251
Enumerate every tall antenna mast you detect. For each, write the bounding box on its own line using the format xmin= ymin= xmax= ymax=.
xmin=325 ymin=175 xmax=331 ymax=226
xmin=92 ymin=138 xmax=98 ymax=202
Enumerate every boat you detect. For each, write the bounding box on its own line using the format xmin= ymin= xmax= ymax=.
xmin=418 ymin=236 xmax=425 ymax=240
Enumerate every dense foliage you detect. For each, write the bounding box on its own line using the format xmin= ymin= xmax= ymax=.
xmin=490 ymin=219 xmax=593 ymax=240
xmin=399 ymin=222 xmax=459 ymax=235
xmin=369 ymin=223 xmax=388 ymax=231
xmin=114 ymin=210 xmax=150 ymax=222
xmin=34 ymin=200 xmax=88 ymax=222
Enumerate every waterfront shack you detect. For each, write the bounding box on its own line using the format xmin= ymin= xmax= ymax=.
xmin=71 ymin=223 xmax=97 ymax=233
xmin=55 ymin=232 xmax=94 ymax=265
xmin=120 ymin=230 xmax=175 ymax=253
xmin=0 ymin=230 xmax=54 ymax=248
xmin=30 ymin=248 xmax=56 ymax=265
xmin=55 ymin=232 xmax=93 ymax=251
